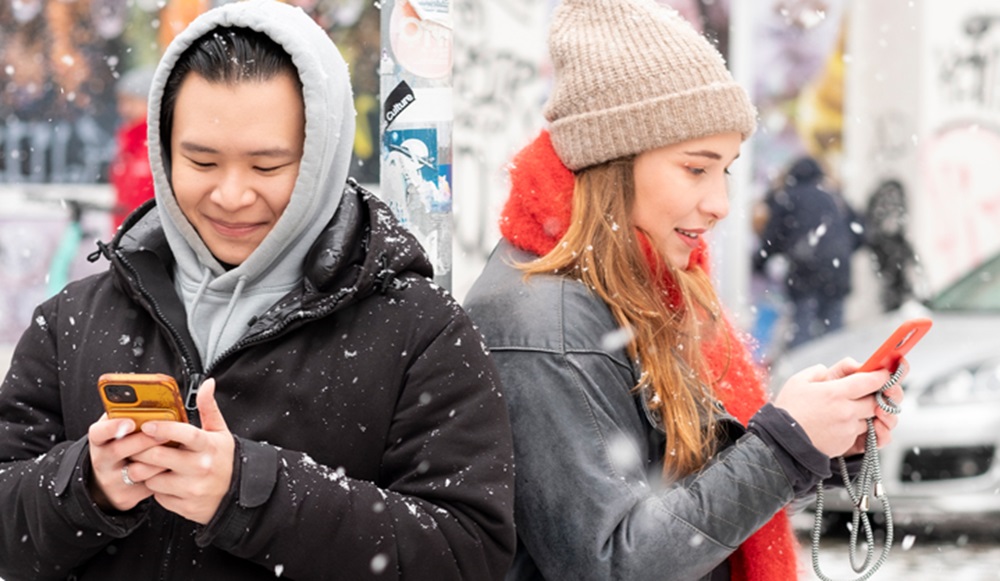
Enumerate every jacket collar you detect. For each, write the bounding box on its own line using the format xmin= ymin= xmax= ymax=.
xmin=113 ymin=181 xmax=432 ymax=303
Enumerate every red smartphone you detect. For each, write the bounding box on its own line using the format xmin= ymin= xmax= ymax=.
xmin=857 ymin=318 xmax=933 ymax=373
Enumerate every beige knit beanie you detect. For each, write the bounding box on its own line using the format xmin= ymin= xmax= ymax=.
xmin=544 ymin=0 xmax=757 ymax=171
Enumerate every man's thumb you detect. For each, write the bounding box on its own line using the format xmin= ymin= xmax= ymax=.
xmin=196 ymin=378 xmax=228 ymax=433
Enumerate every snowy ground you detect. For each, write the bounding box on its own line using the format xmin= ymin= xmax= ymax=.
xmin=794 ymin=517 xmax=1000 ymax=580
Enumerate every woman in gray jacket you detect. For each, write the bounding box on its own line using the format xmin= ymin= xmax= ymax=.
xmin=464 ymin=0 xmax=904 ymax=580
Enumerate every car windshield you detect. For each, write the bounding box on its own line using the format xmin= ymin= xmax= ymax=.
xmin=930 ymin=253 xmax=1000 ymax=311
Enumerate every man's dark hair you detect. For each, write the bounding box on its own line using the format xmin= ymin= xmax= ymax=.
xmin=159 ymin=27 xmax=301 ymax=167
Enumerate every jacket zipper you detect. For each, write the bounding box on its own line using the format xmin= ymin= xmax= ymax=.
xmin=114 ymin=250 xmax=203 ymax=407
xmin=107 ymin=250 xmax=190 ymax=578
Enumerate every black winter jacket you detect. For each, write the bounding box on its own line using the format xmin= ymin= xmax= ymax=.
xmin=0 ymin=184 xmax=515 ymax=580
xmin=758 ymin=157 xmax=863 ymax=299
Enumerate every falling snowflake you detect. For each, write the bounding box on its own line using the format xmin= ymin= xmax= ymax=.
xmin=370 ymin=553 xmax=388 ymax=574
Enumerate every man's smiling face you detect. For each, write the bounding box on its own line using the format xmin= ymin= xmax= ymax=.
xmin=169 ymin=72 xmax=305 ymax=267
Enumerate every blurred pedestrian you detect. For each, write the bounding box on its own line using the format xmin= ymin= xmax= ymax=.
xmin=464 ymin=1 xmax=903 ymax=579
xmin=757 ymin=155 xmax=864 ymax=349
xmin=749 ymin=171 xmax=792 ymax=364
xmin=109 ymin=65 xmax=156 ymax=231
xmin=865 ymin=178 xmax=918 ymax=311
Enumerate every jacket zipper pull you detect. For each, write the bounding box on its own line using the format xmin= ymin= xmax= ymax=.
xmin=185 ymin=373 xmax=205 ymax=411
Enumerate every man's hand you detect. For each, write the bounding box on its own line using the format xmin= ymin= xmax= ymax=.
xmin=128 ymin=378 xmax=236 ymax=524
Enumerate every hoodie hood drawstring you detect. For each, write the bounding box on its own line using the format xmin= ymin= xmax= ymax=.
xmin=204 ymin=274 xmax=247 ymax=366
xmin=186 ymin=266 xmax=212 ymax=341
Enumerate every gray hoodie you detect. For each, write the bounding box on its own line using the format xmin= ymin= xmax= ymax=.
xmin=146 ymin=0 xmax=356 ymax=366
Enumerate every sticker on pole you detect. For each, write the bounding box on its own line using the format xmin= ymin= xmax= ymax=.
xmin=384 ymin=80 xmax=416 ymax=128
xmin=389 ymin=0 xmax=453 ymax=79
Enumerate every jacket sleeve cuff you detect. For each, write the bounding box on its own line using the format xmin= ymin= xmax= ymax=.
xmin=196 ymin=436 xmax=278 ymax=549
xmin=55 ymin=437 xmax=149 ymax=536
xmin=747 ymin=404 xmax=832 ymax=496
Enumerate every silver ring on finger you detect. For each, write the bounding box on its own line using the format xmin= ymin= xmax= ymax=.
xmin=122 ymin=463 xmax=136 ymax=486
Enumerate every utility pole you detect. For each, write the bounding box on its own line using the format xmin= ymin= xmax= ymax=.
xmin=379 ymin=0 xmax=455 ymax=289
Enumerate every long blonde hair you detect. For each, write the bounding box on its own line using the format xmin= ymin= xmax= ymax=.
xmin=522 ymin=157 xmax=727 ymax=478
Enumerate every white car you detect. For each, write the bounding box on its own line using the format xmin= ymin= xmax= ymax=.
xmin=770 ymin=253 xmax=1000 ymax=525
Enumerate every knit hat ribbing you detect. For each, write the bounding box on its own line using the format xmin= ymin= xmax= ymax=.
xmin=544 ymin=0 xmax=757 ymax=171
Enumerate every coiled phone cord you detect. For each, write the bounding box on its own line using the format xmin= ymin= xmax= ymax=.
xmin=811 ymin=363 xmax=905 ymax=581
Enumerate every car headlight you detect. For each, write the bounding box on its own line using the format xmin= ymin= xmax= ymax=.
xmin=918 ymin=359 xmax=1000 ymax=405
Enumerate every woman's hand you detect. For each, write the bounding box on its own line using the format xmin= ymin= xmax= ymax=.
xmin=127 ymin=378 xmax=236 ymax=525
xmin=841 ymin=358 xmax=906 ymax=456
xmin=773 ymin=357 xmax=907 ymax=458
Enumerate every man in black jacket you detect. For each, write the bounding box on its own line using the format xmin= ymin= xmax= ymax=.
xmin=0 ymin=2 xmax=514 ymax=579
xmin=757 ymin=156 xmax=864 ymax=349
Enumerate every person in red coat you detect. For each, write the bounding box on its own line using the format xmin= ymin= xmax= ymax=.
xmin=109 ymin=66 xmax=156 ymax=231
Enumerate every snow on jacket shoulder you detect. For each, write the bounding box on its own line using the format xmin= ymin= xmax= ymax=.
xmin=0 ymin=184 xmax=515 ymax=581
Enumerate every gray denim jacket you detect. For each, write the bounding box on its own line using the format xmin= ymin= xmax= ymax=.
xmin=465 ymin=241 xmax=827 ymax=581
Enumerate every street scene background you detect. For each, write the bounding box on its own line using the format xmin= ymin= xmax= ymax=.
xmin=2 ymin=0 xmax=1000 ymax=577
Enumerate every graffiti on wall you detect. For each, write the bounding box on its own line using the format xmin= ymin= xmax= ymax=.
xmin=919 ymin=10 xmax=1000 ymax=288
xmin=450 ymin=0 xmax=549 ymax=295
xmin=918 ymin=123 xmax=1000 ymax=284
xmin=870 ymin=109 xmax=917 ymax=163
xmin=937 ymin=14 xmax=1000 ymax=110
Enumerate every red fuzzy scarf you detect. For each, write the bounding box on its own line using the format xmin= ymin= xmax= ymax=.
xmin=500 ymin=131 xmax=799 ymax=581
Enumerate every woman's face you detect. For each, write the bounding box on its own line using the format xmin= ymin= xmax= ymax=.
xmin=170 ymin=72 xmax=305 ymax=267
xmin=631 ymin=132 xmax=742 ymax=269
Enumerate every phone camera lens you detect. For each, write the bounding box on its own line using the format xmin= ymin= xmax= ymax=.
xmin=105 ymin=384 xmax=138 ymax=404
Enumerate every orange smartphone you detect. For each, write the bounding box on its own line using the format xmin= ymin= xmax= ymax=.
xmin=97 ymin=373 xmax=189 ymax=432
xmin=857 ymin=318 xmax=933 ymax=373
